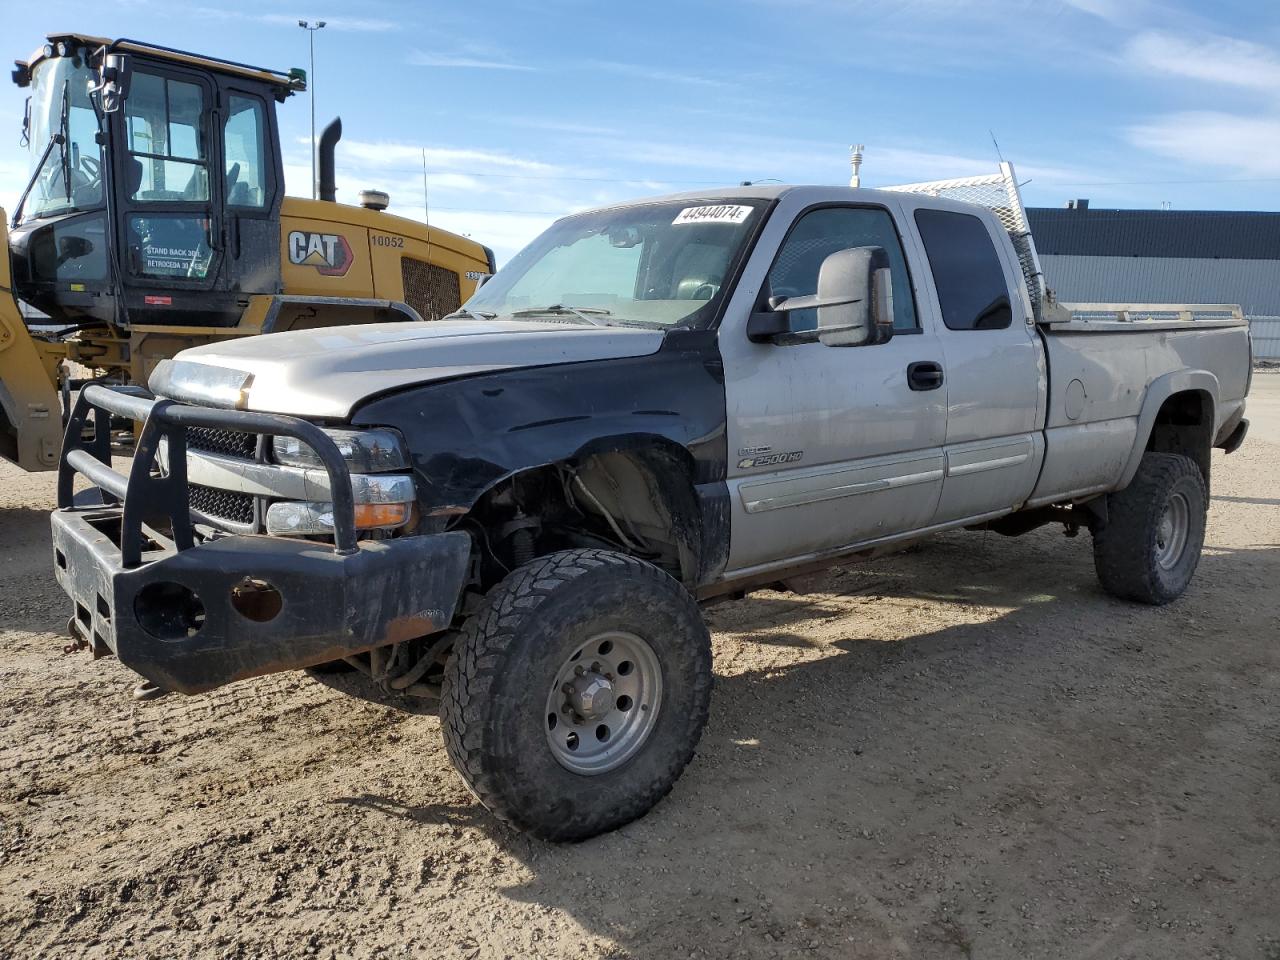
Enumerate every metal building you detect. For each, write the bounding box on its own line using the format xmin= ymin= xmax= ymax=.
xmin=1026 ymin=204 xmax=1280 ymax=359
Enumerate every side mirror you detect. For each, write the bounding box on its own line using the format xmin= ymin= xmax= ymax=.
xmin=812 ymin=246 xmax=894 ymax=347
xmin=92 ymin=53 xmax=132 ymax=114
xmin=748 ymin=245 xmax=895 ymax=346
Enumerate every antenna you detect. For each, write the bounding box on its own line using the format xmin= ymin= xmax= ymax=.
xmin=849 ymin=144 xmax=864 ymax=188
xmin=989 ymin=129 xmax=1005 ymax=163
xmin=427 ymin=148 xmax=437 ymax=221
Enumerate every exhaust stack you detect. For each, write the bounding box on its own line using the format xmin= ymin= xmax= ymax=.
xmin=317 ymin=117 xmax=341 ymax=202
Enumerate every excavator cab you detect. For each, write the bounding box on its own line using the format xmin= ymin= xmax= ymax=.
xmin=10 ymin=34 xmax=297 ymax=328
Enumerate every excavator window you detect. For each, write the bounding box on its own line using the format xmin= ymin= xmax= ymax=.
xmin=223 ymin=96 xmax=267 ymax=209
xmin=19 ymin=55 xmax=103 ymax=221
xmin=124 ymin=72 xmax=209 ymax=202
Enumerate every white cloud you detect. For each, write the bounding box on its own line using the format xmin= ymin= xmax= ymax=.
xmin=495 ymin=116 xmax=622 ymax=138
xmin=1119 ymin=28 xmax=1280 ymax=178
xmin=1059 ymin=0 xmax=1166 ymax=26
xmin=188 ymin=8 xmax=397 ymax=31
xmin=1128 ymin=112 xmax=1280 ymax=177
xmin=327 ymin=138 xmax=559 ymax=175
xmin=257 ymin=14 xmax=397 ymax=32
xmin=408 ymin=51 xmax=536 ymax=71
xmin=1125 ymin=31 xmax=1280 ymax=92
xmin=585 ymin=61 xmax=731 ymax=89
xmin=1059 ymin=0 xmax=1122 ymax=17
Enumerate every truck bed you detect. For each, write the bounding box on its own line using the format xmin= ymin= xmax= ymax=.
xmin=1026 ymin=316 xmax=1252 ymax=508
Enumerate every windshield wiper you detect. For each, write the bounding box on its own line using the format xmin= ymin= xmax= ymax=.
xmin=511 ymin=305 xmax=612 ymax=327
xmin=440 ymin=307 xmax=498 ymax=322
xmin=58 ymin=78 xmax=72 ymax=203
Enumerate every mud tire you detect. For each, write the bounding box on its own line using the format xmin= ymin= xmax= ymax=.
xmin=440 ymin=549 xmax=712 ymax=841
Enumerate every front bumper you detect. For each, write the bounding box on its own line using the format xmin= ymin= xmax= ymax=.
xmin=52 ymin=510 xmax=469 ymax=694
xmin=51 ymin=384 xmax=471 ymax=695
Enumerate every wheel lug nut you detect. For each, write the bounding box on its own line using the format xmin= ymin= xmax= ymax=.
xmin=574 ymin=666 xmax=584 ymax=676
xmin=562 ymin=683 xmax=574 ymax=694
xmin=591 ymin=661 xmax=601 ymax=672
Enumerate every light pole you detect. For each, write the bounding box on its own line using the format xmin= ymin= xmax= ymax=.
xmin=298 ymin=20 xmax=326 ymax=199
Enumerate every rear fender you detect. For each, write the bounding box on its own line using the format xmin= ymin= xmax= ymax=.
xmin=1118 ymin=370 xmax=1217 ymax=490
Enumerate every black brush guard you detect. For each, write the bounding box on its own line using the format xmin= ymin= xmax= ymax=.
xmin=51 ymin=384 xmax=471 ymax=694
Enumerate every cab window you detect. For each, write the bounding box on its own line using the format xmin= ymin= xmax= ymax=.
xmin=224 ymin=96 xmax=268 ymax=208
xmin=914 ymin=209 xmax=1013 ymax=330
xmin=124 ymin=72 xmax=209 ymax=202
xmin=767 ymin=206 xmax=919 ymax=333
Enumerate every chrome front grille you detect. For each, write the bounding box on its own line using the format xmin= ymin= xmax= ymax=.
xmin=186 ymin=427 xmax=257 ymax=460
xmin=188 ymin=483 xmax=255 ymax=526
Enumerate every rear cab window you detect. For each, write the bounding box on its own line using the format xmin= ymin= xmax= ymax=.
xmin=913 ymin=209 xmax=1012 ymax=331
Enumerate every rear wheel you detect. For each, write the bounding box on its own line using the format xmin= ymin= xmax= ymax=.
xmin=440 ymin=549 xmax=712 ymax=841
xmin=1092 ymin=452 xmax=1207 ymax=604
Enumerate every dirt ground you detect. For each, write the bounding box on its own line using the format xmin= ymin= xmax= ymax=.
xmin=2 ymin=377 xmax=1278 ymax=960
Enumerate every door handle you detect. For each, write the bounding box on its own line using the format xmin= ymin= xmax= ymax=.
xmin=907 ymin=361 xmax=944 ymax=391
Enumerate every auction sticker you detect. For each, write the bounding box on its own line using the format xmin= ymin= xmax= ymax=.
xmin=672 ymin=204 xmax=753 ymax=225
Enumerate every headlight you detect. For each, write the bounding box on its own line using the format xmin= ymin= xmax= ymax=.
xmin=266 ymin=500 xmax=413 ymax=535
xmin=272 ymin=427 xmax=409 ymax=472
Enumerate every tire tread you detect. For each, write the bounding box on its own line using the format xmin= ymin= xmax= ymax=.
xmin=1093 ymin=452 xmax=1206 ymax=604
xmin=441 ymin=549 xmax=712 ymax=840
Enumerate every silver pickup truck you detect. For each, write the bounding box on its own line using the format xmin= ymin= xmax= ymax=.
xmin=51 ymin=180 xmax=1252 ymax=840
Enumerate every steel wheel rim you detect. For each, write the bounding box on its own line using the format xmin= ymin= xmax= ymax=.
xmin=1155 ymin=492 xmax=1190 ymax=569
xmin=544 ymin=630 xmax=663 ymax=776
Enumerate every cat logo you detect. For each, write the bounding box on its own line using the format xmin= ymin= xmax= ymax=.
xmin=287 ymin=231 xmax=353 ymax=277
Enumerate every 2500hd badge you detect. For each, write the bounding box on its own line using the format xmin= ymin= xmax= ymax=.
xmin=738 ymin=450 xmax=804 ymax=469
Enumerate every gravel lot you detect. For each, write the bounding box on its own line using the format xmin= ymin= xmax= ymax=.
xmin=2 ymin=376 xmax=1278 ymax=960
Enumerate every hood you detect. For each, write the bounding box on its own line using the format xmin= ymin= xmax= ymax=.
xmin=150 ymin=320 xmax=666 ymax=419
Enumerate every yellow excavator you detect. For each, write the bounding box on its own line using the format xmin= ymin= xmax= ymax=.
xmin=1 ymin=33 xmax=494 ymax=471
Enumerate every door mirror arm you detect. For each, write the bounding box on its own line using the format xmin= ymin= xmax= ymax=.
xmin=748 ymin=292 xmax=865 ymax=344
xmin=746 ymin=308 xmax=790 ymax=342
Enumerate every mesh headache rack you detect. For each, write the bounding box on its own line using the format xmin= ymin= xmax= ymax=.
xmin=884 ymin=160 xmax=1047 ymax=320
xmin=883 ymin=161 xmax=1245 ymax=327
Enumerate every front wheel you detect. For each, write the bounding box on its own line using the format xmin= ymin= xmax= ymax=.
xmin=1092 ymin=452 xmax=1207 ymax=604
xmin=440 ymin=550 xmax=713 ymax=841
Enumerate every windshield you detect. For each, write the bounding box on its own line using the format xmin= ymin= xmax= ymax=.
xmin=462 ymin=200 xmax=766 ymax=329
xmin=19 ymin=56 xmax=104 ymax=222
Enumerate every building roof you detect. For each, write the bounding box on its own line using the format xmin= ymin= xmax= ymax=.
xmin=1026 ymin=207 xmax=1280 ymax=261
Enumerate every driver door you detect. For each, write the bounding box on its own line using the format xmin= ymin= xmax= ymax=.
xmin=720 ymin=202 xmax=948 ymax=574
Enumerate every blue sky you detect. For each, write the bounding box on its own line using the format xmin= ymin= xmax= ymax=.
xmin=3 ymin=0 xmax=1279 ymax=261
